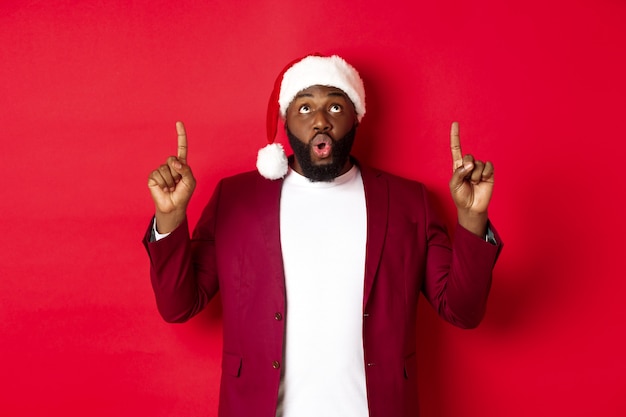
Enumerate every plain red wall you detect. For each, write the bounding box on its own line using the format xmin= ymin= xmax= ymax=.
xmin=2 ymin=0 xmax=625 ymax=415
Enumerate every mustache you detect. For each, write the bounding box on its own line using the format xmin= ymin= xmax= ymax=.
xmin=309 ymin=132 xmax=334 ymax=143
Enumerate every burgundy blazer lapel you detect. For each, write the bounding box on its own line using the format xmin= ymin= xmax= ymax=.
xmin=253 ymin=174 xmax=286 ymax=293
xmin=359 ymin=165 xmax=389 ymax=309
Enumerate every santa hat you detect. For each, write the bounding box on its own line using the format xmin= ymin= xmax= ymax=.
xmin=256 ymin=54 xmax=366 ymax=180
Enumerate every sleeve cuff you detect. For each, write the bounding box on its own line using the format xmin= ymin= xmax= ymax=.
xmin=151 ymin=217 xmax=172 ymax=242
xmin=485 ymin=226 xmax=497 ymax=245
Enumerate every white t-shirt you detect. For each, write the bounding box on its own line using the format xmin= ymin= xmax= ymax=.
xmin=277 ymin=165 xmax=369 ymax=417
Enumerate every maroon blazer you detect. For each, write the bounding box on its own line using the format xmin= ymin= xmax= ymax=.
xmin=144 ymin=163 xmax=502 ymax=417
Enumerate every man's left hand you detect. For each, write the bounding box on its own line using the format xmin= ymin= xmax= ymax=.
xmin=448 ymin=121 xmax=494 ymax=236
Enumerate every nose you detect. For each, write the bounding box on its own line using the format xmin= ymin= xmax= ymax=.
xmin=312 ymin=110 xmax=331 ymax=133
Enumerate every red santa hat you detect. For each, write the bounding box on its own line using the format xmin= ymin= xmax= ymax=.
xmin=257 ymin=54 xmax=366 ymax=180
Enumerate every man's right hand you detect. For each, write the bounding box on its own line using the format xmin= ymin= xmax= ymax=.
xmin=148 ymin=121 xmax=196 ymax=234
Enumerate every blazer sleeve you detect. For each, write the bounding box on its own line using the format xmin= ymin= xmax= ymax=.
xmin=420 ymin=185 xmax=503 ymax=329
xmin=142 ymin=181 xmax=222 ymax=323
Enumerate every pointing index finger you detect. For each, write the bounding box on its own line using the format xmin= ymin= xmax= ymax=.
xmin=450 ymin=121 xmax=463 ymax=171
xmin=176 ymin=121 xmax=188 ymax=163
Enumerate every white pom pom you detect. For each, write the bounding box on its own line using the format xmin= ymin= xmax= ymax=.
xmin=256 ymin=143 xmax=288 ymax=180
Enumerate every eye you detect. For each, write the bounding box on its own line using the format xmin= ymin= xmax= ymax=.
xmin=329 ymin=104 xmax=342 ymax=113
xmin=299 ymin=105 xmax=311 ymax=114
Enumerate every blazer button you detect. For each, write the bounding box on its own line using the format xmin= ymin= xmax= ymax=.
xmin=272 ymin=361 xmax=281 ymax=369
xmin=274 ymin=312 xmax=283 ymax=321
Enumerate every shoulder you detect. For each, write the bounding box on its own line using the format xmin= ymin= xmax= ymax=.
xmin=357 ymin=161 xmax=427 ymax=194
xmin=219 ymin=169 xmax=282 ymax=190
xmin=357 ymin=162 xmax=444 ymax=229
xmin=212 ymin=169 xmax=283 ymax=210
xmin=221 ymin=169 xmax=263 ymax=184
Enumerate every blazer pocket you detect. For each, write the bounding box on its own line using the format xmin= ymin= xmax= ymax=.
xmin=222 ymin=352 xmax=242 ymax=377
xmin=403 ymin=352 xmax=417 ymax=380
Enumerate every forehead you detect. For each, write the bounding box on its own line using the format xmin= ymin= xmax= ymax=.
xmin=293 ymin=85 xmax=349 ymax=100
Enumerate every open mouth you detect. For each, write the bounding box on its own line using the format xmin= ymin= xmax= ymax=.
xmin=311 ymin=134 xmax=333 ymax=158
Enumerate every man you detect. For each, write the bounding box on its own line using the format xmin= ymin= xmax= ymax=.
xmin=144 ymin=55 xmax=502 ymax=417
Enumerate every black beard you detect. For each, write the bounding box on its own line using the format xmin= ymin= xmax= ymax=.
xmin=287 ymin=125 xmax=357 ymax=182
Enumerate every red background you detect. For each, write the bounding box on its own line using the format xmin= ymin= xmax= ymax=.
xmin=2 ymin=0 xmax=625 ymax=415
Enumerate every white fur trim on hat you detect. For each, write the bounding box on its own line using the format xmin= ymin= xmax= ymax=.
xmin=278 ymin=55 xmax=366 ymax=122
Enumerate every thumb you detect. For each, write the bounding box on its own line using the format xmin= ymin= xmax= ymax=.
xmin=168 ymin=156 xmax=196 ymax=192
xmin=164 ymin=156 xmax=194 ymax=184
xmin=449 ymin=160 xmax=473 ymax=191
